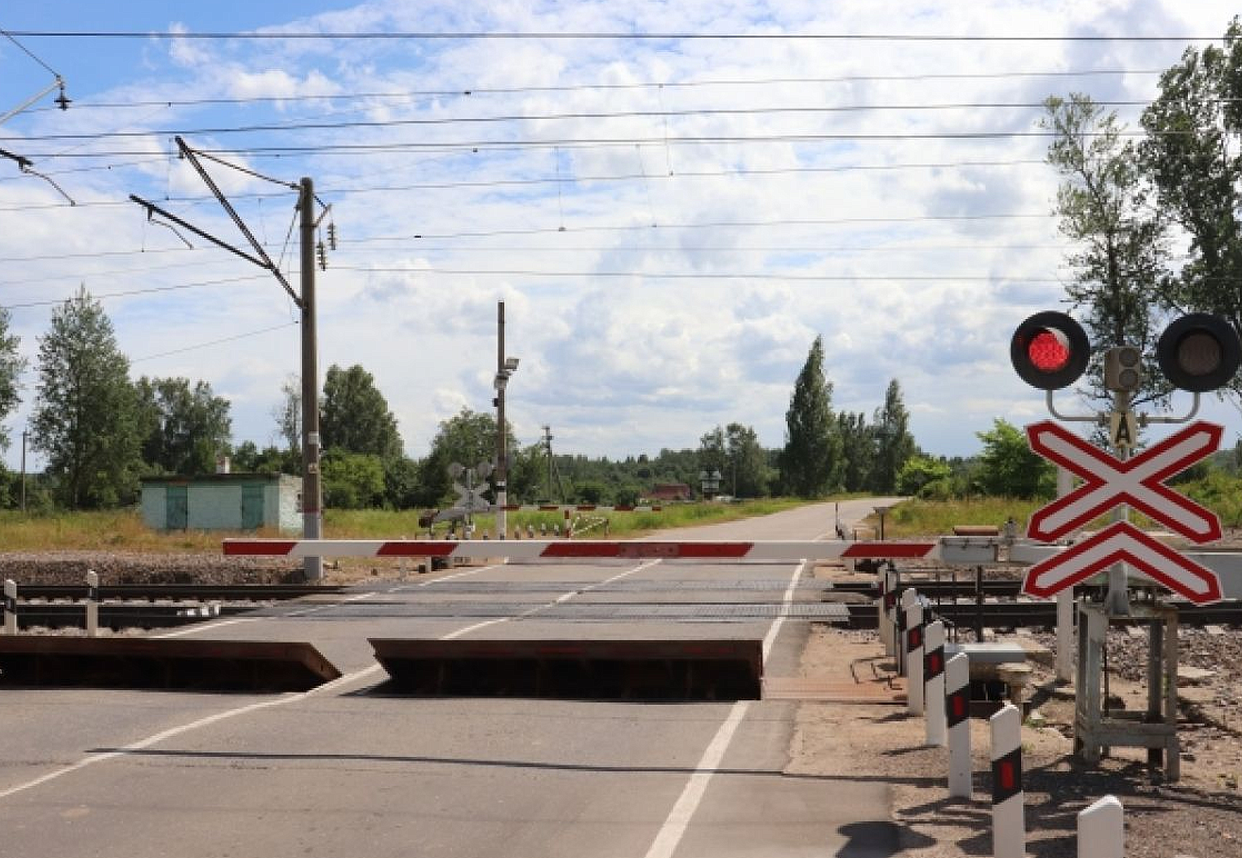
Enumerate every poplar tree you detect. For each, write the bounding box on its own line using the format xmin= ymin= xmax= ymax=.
xmin=781 ymin=336 xmax=841 ymax=497
xmin=871 ymin=379 xmax=916 ymax=494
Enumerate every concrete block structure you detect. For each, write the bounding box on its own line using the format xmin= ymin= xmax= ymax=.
xmin=141 ymin=473 xmax=302 ymax=533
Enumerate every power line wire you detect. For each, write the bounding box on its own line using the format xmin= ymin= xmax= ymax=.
xmin=0 ymin=157 xmax=1055 ymax=210
xmin=0 ymin=274 xmax=268 ymax=310
xmin=15 ymin=128 xmax=1156 ymax=159
xmin=2 ymin=30 xmax=1226 ymax=42
xmin=20 ymin=68 xmax=1169 ymax=112
xmin=131 ymin=321 xmax=297 ymax=362
xmin=0 ymin=101 xmax=1173 ymax=143
xmin=338 ymin=265 xmax=1069 ymax=282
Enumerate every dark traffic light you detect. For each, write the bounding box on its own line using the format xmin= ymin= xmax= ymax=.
xmin=1156 ymin=314 xmax=1241 ymax=393
xmin=1010 ymin=311 xmax=1090 ymax=390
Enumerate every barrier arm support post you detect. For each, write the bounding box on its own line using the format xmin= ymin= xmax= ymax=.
xmin=3 ymin=579 xmax=16 ymax=635
xmin=86 ymin=570 xmax=99 ymax=638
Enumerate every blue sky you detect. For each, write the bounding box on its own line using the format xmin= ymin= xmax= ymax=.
xmin=2 ymin=1 xmax=1241 ymax=471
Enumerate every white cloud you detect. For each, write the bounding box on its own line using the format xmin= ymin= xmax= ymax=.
xmin=3 ymin=0 xmax=1241 ymax=471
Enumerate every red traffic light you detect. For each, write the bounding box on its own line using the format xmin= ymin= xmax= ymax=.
xmin=1011 ymin=311 xmax=1090 ymax=390
xmin=1157 ymin=314 xmax=1241 ymax=392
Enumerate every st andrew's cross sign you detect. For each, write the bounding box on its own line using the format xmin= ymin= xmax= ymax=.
xmin=1020 ymin=421 xmax=1225 ymax=605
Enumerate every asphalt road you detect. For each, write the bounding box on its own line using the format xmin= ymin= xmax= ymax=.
xmin=0 ymin=498 xmax=908 ymax=858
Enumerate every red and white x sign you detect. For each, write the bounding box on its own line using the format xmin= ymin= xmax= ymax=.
xmin=1023 ymin=521 xmax=1223 ymax=604
xmin=1025 ymin=420 xmax=1223 ymax=544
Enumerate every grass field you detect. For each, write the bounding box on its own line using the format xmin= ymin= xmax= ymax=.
xmin=0 ymin=498 xmax=810 ymax=552
xmin=0 ymin=491 xmax=1200 ymax=553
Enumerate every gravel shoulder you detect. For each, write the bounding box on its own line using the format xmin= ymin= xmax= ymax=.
xmin=788 ymin=592 xmax=1242 ymax=857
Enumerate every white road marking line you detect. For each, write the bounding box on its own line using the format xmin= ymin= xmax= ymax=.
xmin=762 ymin=560 xmax=807 ymax=663
xmin=513 ymin=559 xmax=660 ymax=619
xmin=642 ymin=700 xmax=751 ymax=858
xmin=643 ymin=557 xmax=803 ymax=857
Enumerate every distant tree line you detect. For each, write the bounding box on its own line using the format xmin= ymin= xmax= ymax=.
xmin=0 ymin=287 xmax=1235 ymax=515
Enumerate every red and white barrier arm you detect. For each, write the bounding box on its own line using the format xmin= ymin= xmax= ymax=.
xmin=223 ymin=538 xmax=940 ymax=563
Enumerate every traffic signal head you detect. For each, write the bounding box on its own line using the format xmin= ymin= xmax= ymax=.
xmin=1156 ymin=314 xmax=1241 ymax=393
xmin=1103 ymin=346 xmax=1142 ymax=392
xmin=1011 ymin=311 xmax=1090 ymax=390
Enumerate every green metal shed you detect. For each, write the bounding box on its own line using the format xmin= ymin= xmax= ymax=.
xmin=140 ymin=473 xmax=302 ymax=533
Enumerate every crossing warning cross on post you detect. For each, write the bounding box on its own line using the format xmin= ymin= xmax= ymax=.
xmin=1021 ymin=420 xmax=1225 ymax=605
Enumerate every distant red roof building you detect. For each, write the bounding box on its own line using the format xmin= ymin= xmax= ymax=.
xmin=649 ymin=483 xmax=692 ymax=501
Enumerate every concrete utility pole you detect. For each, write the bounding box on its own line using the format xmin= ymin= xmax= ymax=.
xmin=496 ymin=302 xmax=508 ymax=537
xmin=494 ymin=301 xmax=520 ymax=536
xmin=299 ymin=177 xmax=322 ymax=582
xmin=129 ymin=142 xmax=326 ymax=581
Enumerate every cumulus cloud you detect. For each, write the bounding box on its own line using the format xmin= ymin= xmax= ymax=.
xmin=4 ymin=0 xmax=1241 ymax=467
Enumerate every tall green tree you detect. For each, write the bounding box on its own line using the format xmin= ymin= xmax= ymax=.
xmin=780 ymin=336 xmax=841 ymax=497
xmin=273 ymin=374 xmax=301 ymax=459
xmin=31 ymin=287 xmax=141 ymax=508
xmin=974 ymin=419 xmax=1054 ymax=499
xmin=321 ymin=450 xmax=385 ymax=509
xmin=697 ymin=425 xmax=727 ymax=476
xmin=320 ymin=364 xmax=403 ymax=457
xmin=725 ymin=422 xmax=770 ymax=497
xmin=837 ymin=411 xmax=873 ymax=493
xmin=135 ymin=376 xmax=232 ymax=475
xmin=1141 ymin=19 xmax=1242 ymax=397
xmin=422 ymin=408 xmax=518 ymax=507
xmin=0 ymin=307 xmax=25 ymax=452
xmin=871 ymin=379 xmax=916 ymax=494
xmin=1042 ymin=94 xmax=1169 ymax=406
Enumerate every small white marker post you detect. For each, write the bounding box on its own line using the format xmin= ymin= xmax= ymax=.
xmin=990 ymin=703 xmax=1025 ymax=858
xmin=884 ymin=568 xmax=900 ymax=659
xmin=3 ymin=579 xmax=16 ymax=635
xmin=1077 ymin=795 xmax=1123 ymax=858
xmin=923 ymin=619 xmax=947 ymax=746
xmin=945 ymin=653 xmax=971 ymax=798
xmin=877 ymin=569 xmax=891 ymax=655
xmin=903 ymin=589 xmax=924 ymax=716
xmin=85 ymin=570 xmax=99 ymax=637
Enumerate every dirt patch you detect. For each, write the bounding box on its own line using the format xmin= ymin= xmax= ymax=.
xmin=789 ymin=624 xmax=1242 ymax=857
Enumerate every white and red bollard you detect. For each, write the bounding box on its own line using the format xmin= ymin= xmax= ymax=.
xmin=990 ymin=702 xmax=1025 ymax=858
xmin=923 ymin=619 xmax=947 ymax=746
xmin=1078 ymin=795 xmax=1123 ymax=858
xmin=3 ymin=579 xmax=15 ymax=635
xmin=945 ymin=652 xmax=971 ymax=798
xmin=903 ymin=589 xmax=924 ymax=716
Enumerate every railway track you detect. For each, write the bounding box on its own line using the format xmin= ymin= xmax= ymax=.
xmin=14 ymin=583 xmax=348 ymax=601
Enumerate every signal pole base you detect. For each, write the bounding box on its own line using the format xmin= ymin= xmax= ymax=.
xmin=1074 ymin=601 xmax=1180 ymax=780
